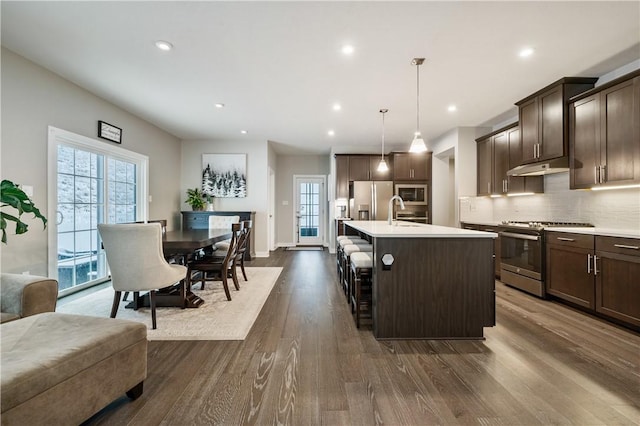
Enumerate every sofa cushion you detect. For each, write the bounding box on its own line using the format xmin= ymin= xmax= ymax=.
xmin=1 ymin=312 xmax=147 ymax=412
xmin=0 ymin=312 xmax=20 ymax=323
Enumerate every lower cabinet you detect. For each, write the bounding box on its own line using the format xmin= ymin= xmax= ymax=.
xmin=546 ymin=231 xmax=640 ymax=329
xmin=595 ymin=236 xmax=640 ymax=327
xmin=546 ymin=232 xmax=595 ymax=309
xmin=461 ymin=223 xmax=501 ymax=278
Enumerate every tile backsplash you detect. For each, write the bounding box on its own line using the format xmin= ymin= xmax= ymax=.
xmin=459 ymin=173 xmax=640 ymax=230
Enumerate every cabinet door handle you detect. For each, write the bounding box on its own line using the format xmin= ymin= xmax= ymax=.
xmin=600 ymin=165 xmax=606 ymax=183
xmin=557 ymin=237 xmax=575 ymax=242
xmin=533 ymin=145 xmax=537 ymax=159
xmin=595 ymin=166 xmax=600 ymax=185
xmin=487 ymin=182 xmax=491 ymax=194
xmin=593 ymin=255 xmax=599 ymax=275
xmin=587 ymin=253 xmax=592 ymax=274
xmin=504 ymin=179 xmax=508 ymax=193
xmin=614 ymin=244 xmax=640 ymax=250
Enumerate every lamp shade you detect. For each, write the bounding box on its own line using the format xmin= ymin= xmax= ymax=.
xmin=409 ymin=133 xmax=427 ymax=153
xmin=377 ymin=158 xmax=389 ymax=172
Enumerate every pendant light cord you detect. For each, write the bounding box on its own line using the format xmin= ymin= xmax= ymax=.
xmin=381 ymin=110 xmax=385 ymax=159
xmin=416 ymin=62 xmax=420 ymax=134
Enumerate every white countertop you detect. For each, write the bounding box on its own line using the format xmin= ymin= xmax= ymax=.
xmin=346 ymin=220 xmax=498 ymax=238
xmin=548 ymin=227 xmax=640 ymax=239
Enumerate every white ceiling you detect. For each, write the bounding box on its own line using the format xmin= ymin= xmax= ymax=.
xmin=2 ymin=1 xmax=639 ymax=155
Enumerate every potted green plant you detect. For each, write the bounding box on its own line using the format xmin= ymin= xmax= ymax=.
xmin=185 ymin=188 xmax=205 ymax=211
xmin=1 ymin=179 xmax=47 ymax=244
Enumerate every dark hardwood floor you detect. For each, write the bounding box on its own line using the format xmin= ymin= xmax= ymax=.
xmin=84 ymin=249 xmax=640 ymax=425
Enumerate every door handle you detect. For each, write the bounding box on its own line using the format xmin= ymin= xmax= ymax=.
xmin=557 ymin=237 xmax=575 ymax=242
xmin=600 ymin=165 xmax=606 ymax=184
xmin=587 ymin=253 xmax=592 ymax=274
xmin=614 ymin=244 xmax=639 ymax=250
xmin=593 ymin=255 xmax=599 ymax=275
xmin=595 ymin=166 xmax=600 ymax=185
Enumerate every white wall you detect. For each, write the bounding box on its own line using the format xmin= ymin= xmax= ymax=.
xmin=1 ymin=48 xmax=182 ymax=275
xmin=275 ymin=155 xmax=330 ymax=246
xmin=180 ymin=139 xmax=270 ymax=256
xmin=429 ymin=126 xmax=491 ymax=226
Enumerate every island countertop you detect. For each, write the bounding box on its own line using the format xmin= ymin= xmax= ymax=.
xmin=347 ymin=220 xmax=498 ymax=238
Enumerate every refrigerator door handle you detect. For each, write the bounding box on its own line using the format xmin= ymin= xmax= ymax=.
xmin=372 ymin=184 xmax=377 ymax=219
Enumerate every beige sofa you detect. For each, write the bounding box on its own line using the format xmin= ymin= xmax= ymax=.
xmin=0 ymin=273 xmax=58 ymax=323
xmin=1 ymin=274 xmax=148 ymax=425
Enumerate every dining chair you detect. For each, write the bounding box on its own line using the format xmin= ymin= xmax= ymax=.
xmin=212 ymin=220 xmax=251 ymax=282
xmin=186 ymin=222 xmax=243 ymax=300
xmin=98 ymin=223 xmax=188 ymax=329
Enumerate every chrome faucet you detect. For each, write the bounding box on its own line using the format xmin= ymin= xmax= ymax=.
xmin=388 ymin=195 xmax=405 ymax=225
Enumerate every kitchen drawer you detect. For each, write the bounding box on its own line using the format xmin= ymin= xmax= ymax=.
xmin=546 ymin=231 xmax=594 ymax=249
xmin=596 ymin=236 xmax=640 ymax=257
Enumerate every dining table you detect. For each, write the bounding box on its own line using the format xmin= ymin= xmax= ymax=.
xmin=126 ymin=227 xmax=232 ymax=309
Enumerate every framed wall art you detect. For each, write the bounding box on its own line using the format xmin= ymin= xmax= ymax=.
xmin=202 ymin=154 xmax=247 ymax=198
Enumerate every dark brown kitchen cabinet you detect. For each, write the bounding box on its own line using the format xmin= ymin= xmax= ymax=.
xmin=348 ymin=155 xmax=371 ymax=181
xmin=595 ymin=236 xmax=640 ymax=327
xmin=476 ymin=136 xmax=492 ymax=196
xmin=516 ymin=77 xmax=597 ymax=165
xmin=335 ymin=155 xmax=350 ymax=199
xmin=476 ymin=124 xmax=543 ymax=196
xmin=369 ymin=155 xmax=392 ymax=180
xmin=392 ymin=152 xmax=431 ymax=181
xmin=546 ymin=232 xmax=595 ymax=309
xmin=546 ymin=231 xmax=640 ymax=330
xmin=461 ymin=222 xmax=502 ymax=278
xmin=570 ymin=70 xmax=640 ymax=189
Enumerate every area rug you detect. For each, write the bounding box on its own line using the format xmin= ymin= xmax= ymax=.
xmin=285 ymin=246 xmax=324 ymax=251
xmin=57 ymin=267 xmax=282 ymax=341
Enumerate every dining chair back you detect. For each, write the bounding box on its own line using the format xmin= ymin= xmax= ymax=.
xmin=186 ymin=222 xmax=243 ymax=300
xmin=98 ymin=223 xmax=187 ymax=329
xmin=234 ymin=220 xmax=252 ymax=281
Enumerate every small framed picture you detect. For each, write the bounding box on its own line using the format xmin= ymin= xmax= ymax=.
xmin=98 ymin=120 xmax=122 ymax=144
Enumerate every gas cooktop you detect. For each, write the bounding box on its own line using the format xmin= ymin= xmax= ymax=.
xmin=500 ymin=220 xmax=594 ymax=229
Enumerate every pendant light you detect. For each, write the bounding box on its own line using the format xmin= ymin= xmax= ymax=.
xmin=409 ymin=58 xmax=427 ymax=153
xmin=377 ymin=109 xmax=389 ymax=172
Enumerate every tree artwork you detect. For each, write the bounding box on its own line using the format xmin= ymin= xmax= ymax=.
xmin=201 ymin=154 xmax=247 ymax=198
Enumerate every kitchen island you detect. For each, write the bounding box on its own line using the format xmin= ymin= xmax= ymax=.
xmin=346 ymin=221 xmax=497 ymax=339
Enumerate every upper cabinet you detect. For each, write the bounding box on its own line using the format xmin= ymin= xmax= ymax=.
xmin=570 ymin=70 xmax=640 ymax=189
xmin=335 ymin=155 xmax=350 ymax=199
xmin=392 ymin=152 xmax=431 ymax=181
xmin=516 ymin=77 xmax=597 ymax=164
xmin=335 ymin=154 xmax=393 ymax=198
xmin=476 ymin=124 xmax=543 ymax=196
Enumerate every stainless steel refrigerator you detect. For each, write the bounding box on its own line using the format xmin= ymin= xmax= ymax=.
xmin=349 ymin=181 xmax=394 ymax=220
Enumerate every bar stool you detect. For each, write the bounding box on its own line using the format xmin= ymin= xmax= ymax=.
xmin=341 ymin=243 xmax=372 ymax=299
xmin=337 ymin=237 xmax=368 ymax=280
xmin=350 ymin=251 xmax=373 ymax=328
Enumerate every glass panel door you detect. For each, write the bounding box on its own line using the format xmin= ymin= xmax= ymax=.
xmin=56 ymin=145 xmax=107 ymax=292
xmin=49 ymin=126 xmax=148 ymax=296
xmin=295 ymin=176 xmax=324 ymax=245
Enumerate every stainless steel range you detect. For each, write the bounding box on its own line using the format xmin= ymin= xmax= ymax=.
xmin=499 ymin=221 xmax=593 ymax=297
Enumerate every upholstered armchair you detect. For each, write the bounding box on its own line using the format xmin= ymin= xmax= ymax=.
xmin=98 ymin=223 xmax=187 ymax=329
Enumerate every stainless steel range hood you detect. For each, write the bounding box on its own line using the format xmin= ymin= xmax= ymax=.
xmin=507 ymin=156 xmax=569 ymax=177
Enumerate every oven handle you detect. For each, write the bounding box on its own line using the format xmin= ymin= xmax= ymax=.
xmin=501 ymin=231 xmax=541 ymax=241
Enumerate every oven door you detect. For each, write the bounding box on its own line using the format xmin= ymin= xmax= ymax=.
xmin=500 ymin=231 xmax=542 ymax=280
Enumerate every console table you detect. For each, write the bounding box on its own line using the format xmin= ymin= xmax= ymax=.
xmin=181 ymin=211 xmax=256 ymax=259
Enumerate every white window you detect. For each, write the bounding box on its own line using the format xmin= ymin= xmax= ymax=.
xmin=48 ymin=126 xmax=148 ymax=296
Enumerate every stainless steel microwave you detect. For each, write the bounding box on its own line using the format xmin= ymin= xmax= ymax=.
xmin=394 ymin=184 xmax=428 ymax=205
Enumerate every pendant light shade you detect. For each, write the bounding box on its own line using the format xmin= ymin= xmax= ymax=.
xmin=409 ymin=58 xmax=428 ymax=153
xmin=377 ymin=109 xmax=389 ymax=172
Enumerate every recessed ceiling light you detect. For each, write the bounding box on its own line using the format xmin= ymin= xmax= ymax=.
xmin=448 ymin=105 xmax=457 ymax=112
xmin=341 ymin=45 xmax=354 ymax=56
xmin=240 ymin=130 xmax=248 ymax=134
xmin=154 ymin=40 xmax=173 ymax=51
xmin=215 ymin=103 xmax=225 ymax=108
xmin=328 ymin=130 xmax=335 ymax=137
xmin=519 ymin=47 xmax=534 ymax=58
xmin=333 ymin=103 xmax=342 ymax=111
